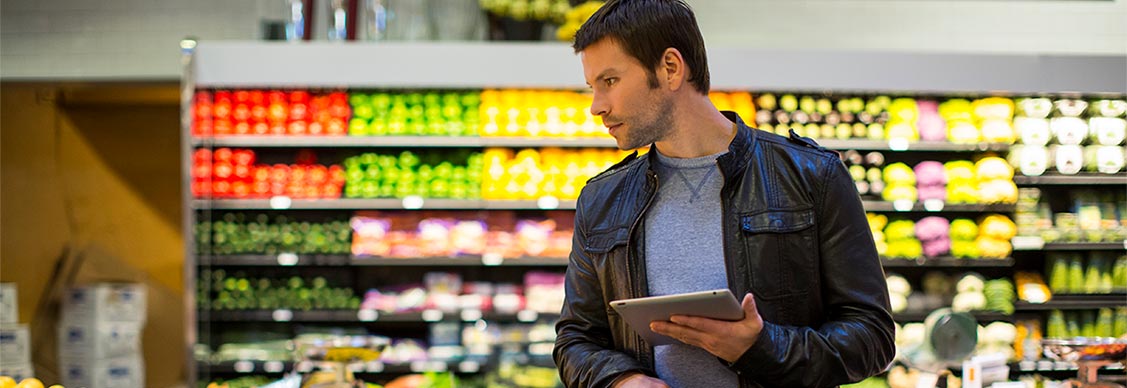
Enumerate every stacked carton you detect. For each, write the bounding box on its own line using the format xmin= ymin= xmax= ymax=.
xmin=58 ymin=283 xmax=147 ymax=388
xmin=0 ymin=283 xmax=34 ymax=381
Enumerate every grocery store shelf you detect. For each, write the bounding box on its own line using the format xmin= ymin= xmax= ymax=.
xmin=893 ymin=311 xmax=1011 ymax=323
xmin=198 ymin=254 xmax=352 ymax=266
xmin=861 ymin=200 xmax=1015 ymax=213
xmin=191 ymin=136 xmax=617 ymax=148
xmin=1014 ymin=173 xmax=1127 ymax=186
xmin=1014 ymin=293 xmax=1127 ymax=310
xmin=202 ymin=360 xmax=292 ymax=375
xmin=200 ymin=360 xmax=487 ymax=375
xmin=199 ymin=255 xmax=570 ymax=267
xmin=201 ymin=309 xmax=560 ymax=323
xmin=881 ymin=257 xmax=1014 ymax=268
xmin=1012 ymin=237 xmax=1127 ymax=251
xmin=193 ymin=198 xmax=578 ymax=210
xmin=350 ymin=256 xmax=568 ymax=267
xmin=816 ymin=139 xmax=1010 ymax=152
xmin=193 ymin=42 xmax=1126 ymax=94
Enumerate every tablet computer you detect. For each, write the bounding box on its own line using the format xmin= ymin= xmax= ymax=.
xmin=609 ymin=289 xmax=744 ymax=347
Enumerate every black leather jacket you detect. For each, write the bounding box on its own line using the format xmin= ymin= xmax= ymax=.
xmin=554 ymin=112 xmax=895 ymax=388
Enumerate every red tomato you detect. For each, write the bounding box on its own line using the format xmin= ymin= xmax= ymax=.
xmin=304 ymin=185 xmax=320 ymax=198
xmin=252 ymin=121 xmax=269 ymax=135
xmin=213 ymin=148 xmax=233 ymax=162
xmin=194 ymin=103 xmax=213 ymax=120
xmin=271 ymin=164 xmax=290 ymax=183
xmin=290 ymin=91 xmax=311 ymax=104
xmin=213 ymin=101 xmax=232 ymax=120
xmin=234 ymin=122 xmax=250 ymax=135
xmin=252 ymin=181 xmax=271 ymax=196
xmin=290 ymin=165 xmax=307 ymax=182
xmin=322 ymin=184 xmax=341 ymax=198
xmin=248 ymin=90 xmax=266 ymax=106
xmin=268 ymin=103 xmax=288 ymax=122
xmin=213 ymin=120 xmax=232 ymax=136
xmin=326 ymin=118 xmax=346 ymax=135
xmin=307 ymin=121 xmax=324 ymax=136
xmin=233 ymin=164 xmax=251 ymax=180
xmin=329 ymin=165 xmax=346 ymax=184
xmin=288 ymin=121 xmax=308 ymax=136
xmin=214 ymin=90 xmax=232 ymax=103
xmin=191 ymin=180 xmax=212 ymax=197
xmin=270 ymin=123 xmax=286 ymax=135
xmin=192 ymin=162 xmax=212 ymax=180
xmin=213 ymin=181 xmax=232 ymax=197
xmin=250 ymin=105 xmax=267 ymax=122
xmin=268 ymin=90 xmax=287 ymax=104
xmin=308 ymin=165 xmax=329 ymax=184
xmin=194 ymin=91 xmax=212 ymax=103
xmin=290 ymin=103 xmax=308 ymax=121
xmin=233 ymin=149 xmax=255 ymax=166
xmin=231 ymin=181 xmax=251 ymax=197
xmin=213 ymin=162 xmax=234 ymax=180
xmin=193 ymin=148 xmax=212 ymax=162
xmin=253 ymin=166 xmax=271 ymax=182
xmin=233 ymin=90 xmax=251 ymax=103
xmin=233 ymin=103 xmax=251 ymax=122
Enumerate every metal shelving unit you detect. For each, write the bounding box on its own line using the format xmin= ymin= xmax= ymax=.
xmin=183 ymin=42 xmax=1127 ymax=386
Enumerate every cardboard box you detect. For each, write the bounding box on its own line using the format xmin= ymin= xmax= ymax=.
xmin=0 ymin=363 xmax=34 ymax=382
xmin=57 ymin=321 xmax=142 ymax=359
xmin=0 ymin=283 xmax=16 ymax=324
xmin=0 ymin=324 xmax=31 ymax=366
xmin=62 ymin=283 xmax=147 ymax=324
xmin=60 ymin=355 xmax=144 ymax=388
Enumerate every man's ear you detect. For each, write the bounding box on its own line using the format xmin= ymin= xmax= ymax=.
xmin=659 ymin=47 xmax=686 ymax=91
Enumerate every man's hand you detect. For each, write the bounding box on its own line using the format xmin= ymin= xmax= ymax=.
xmin=612 ymin=373 xmax=670 ymax=388
xmin=649 ymin=293 xmax=764 ymax=363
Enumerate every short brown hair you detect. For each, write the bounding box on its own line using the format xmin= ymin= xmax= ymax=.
xmin=573 ymin=0 xmax=711 ymax=94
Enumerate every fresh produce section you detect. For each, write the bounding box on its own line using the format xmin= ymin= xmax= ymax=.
xmin=191 ymin=148 xmax=345 ymax=199
xmin=195 ymin=213 xmax=351 ymax=255
xmin=185 ymin=48 xmax=1126 ymax=387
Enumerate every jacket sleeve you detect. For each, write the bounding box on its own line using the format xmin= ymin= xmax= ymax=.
xmin=726 ymin=155 xmax=896 ymax=386
xmin=554 ymin=202 xmax=650 ymax=388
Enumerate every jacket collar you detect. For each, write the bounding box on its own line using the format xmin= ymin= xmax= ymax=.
xmin=643 ymin=111 xmax=757 ymax=179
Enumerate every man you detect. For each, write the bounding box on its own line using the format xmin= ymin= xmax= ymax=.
xmin=552 ymin=1 xmax=896 ymax=387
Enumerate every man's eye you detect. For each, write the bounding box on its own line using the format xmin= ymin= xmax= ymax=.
xmin=605 ymin=78 xmax=617 ymax=86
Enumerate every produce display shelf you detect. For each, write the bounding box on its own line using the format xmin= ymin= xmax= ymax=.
xmin=893 ymin=311 xmax=1012 ymax=323
xmin=880 ymin=257 xmax=1014 ymax=268
xmin=199 ymin=255 xmax=570 ymax=267
xmin=1013 ymin=294 xmax=1127 ymax=310
xmin=201 ymin=358 xmax=557 ymax=376
xmin=861 ymin=201 xmax=1015 ymax=213
xmin=201 ymin=309 xmax=561 ymax=323
xmin=193 ymin=198 xmax=1020 ymax=212
xmin=1014 ymin=174 xmax=1127 ymax=186
xmin=192 ymin=198 xmax=579 ymax=210
xmin=815 ymin=139 xmax=1011 ymax=152
xmin=191 ymin=136 xmax=618 ymax=148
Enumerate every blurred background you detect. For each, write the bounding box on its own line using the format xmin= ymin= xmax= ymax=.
xmin=0 ymin=1 xmax=1126 ymax=388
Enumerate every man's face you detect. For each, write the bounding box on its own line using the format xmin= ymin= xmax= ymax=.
xmin=581 ymin=38 xmax=673 ymax=150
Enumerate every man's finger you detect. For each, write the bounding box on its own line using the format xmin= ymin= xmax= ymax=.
xmin=651 ymin=320 xmax=708 ymax=344
xmin=742 ymin=293 xmax=758 ymax=317
xmin=668 ymin=314 xmax=726 ymax=333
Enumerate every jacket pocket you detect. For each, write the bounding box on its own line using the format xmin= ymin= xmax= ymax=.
xmin=740 ymin=209 xmax=817 ymax=300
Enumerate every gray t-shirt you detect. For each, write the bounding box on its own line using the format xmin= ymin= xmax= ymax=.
xmin=644 ymin=149 xmax=738 ymax=388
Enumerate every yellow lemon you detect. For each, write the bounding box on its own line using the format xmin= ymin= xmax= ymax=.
xmin=17 ymin=378 xmax=44 ymax=388
xmin=48 ymin=385 xmax=64 ymax=388
xmin=0 ymin=376 xmax=17 ymax=388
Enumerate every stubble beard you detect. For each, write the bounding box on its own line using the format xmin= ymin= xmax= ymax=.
xmin=619 ymin=95 xmax=675 ymax=151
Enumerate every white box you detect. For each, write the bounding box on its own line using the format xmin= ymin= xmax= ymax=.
xmin=60 ymin=355 xmax=144 ymax=388
xmin=0 ymin=325 xmax=31 ymax=366
xmin=62 ymin=283 xmax=147 ymax=324
xmin=57 ymin=321 xmax=142 ymax=359
xmin=0 ymin=363 xmax=34 ymax=382
xmin=0 ymin=283 xmax=16 ymax=324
